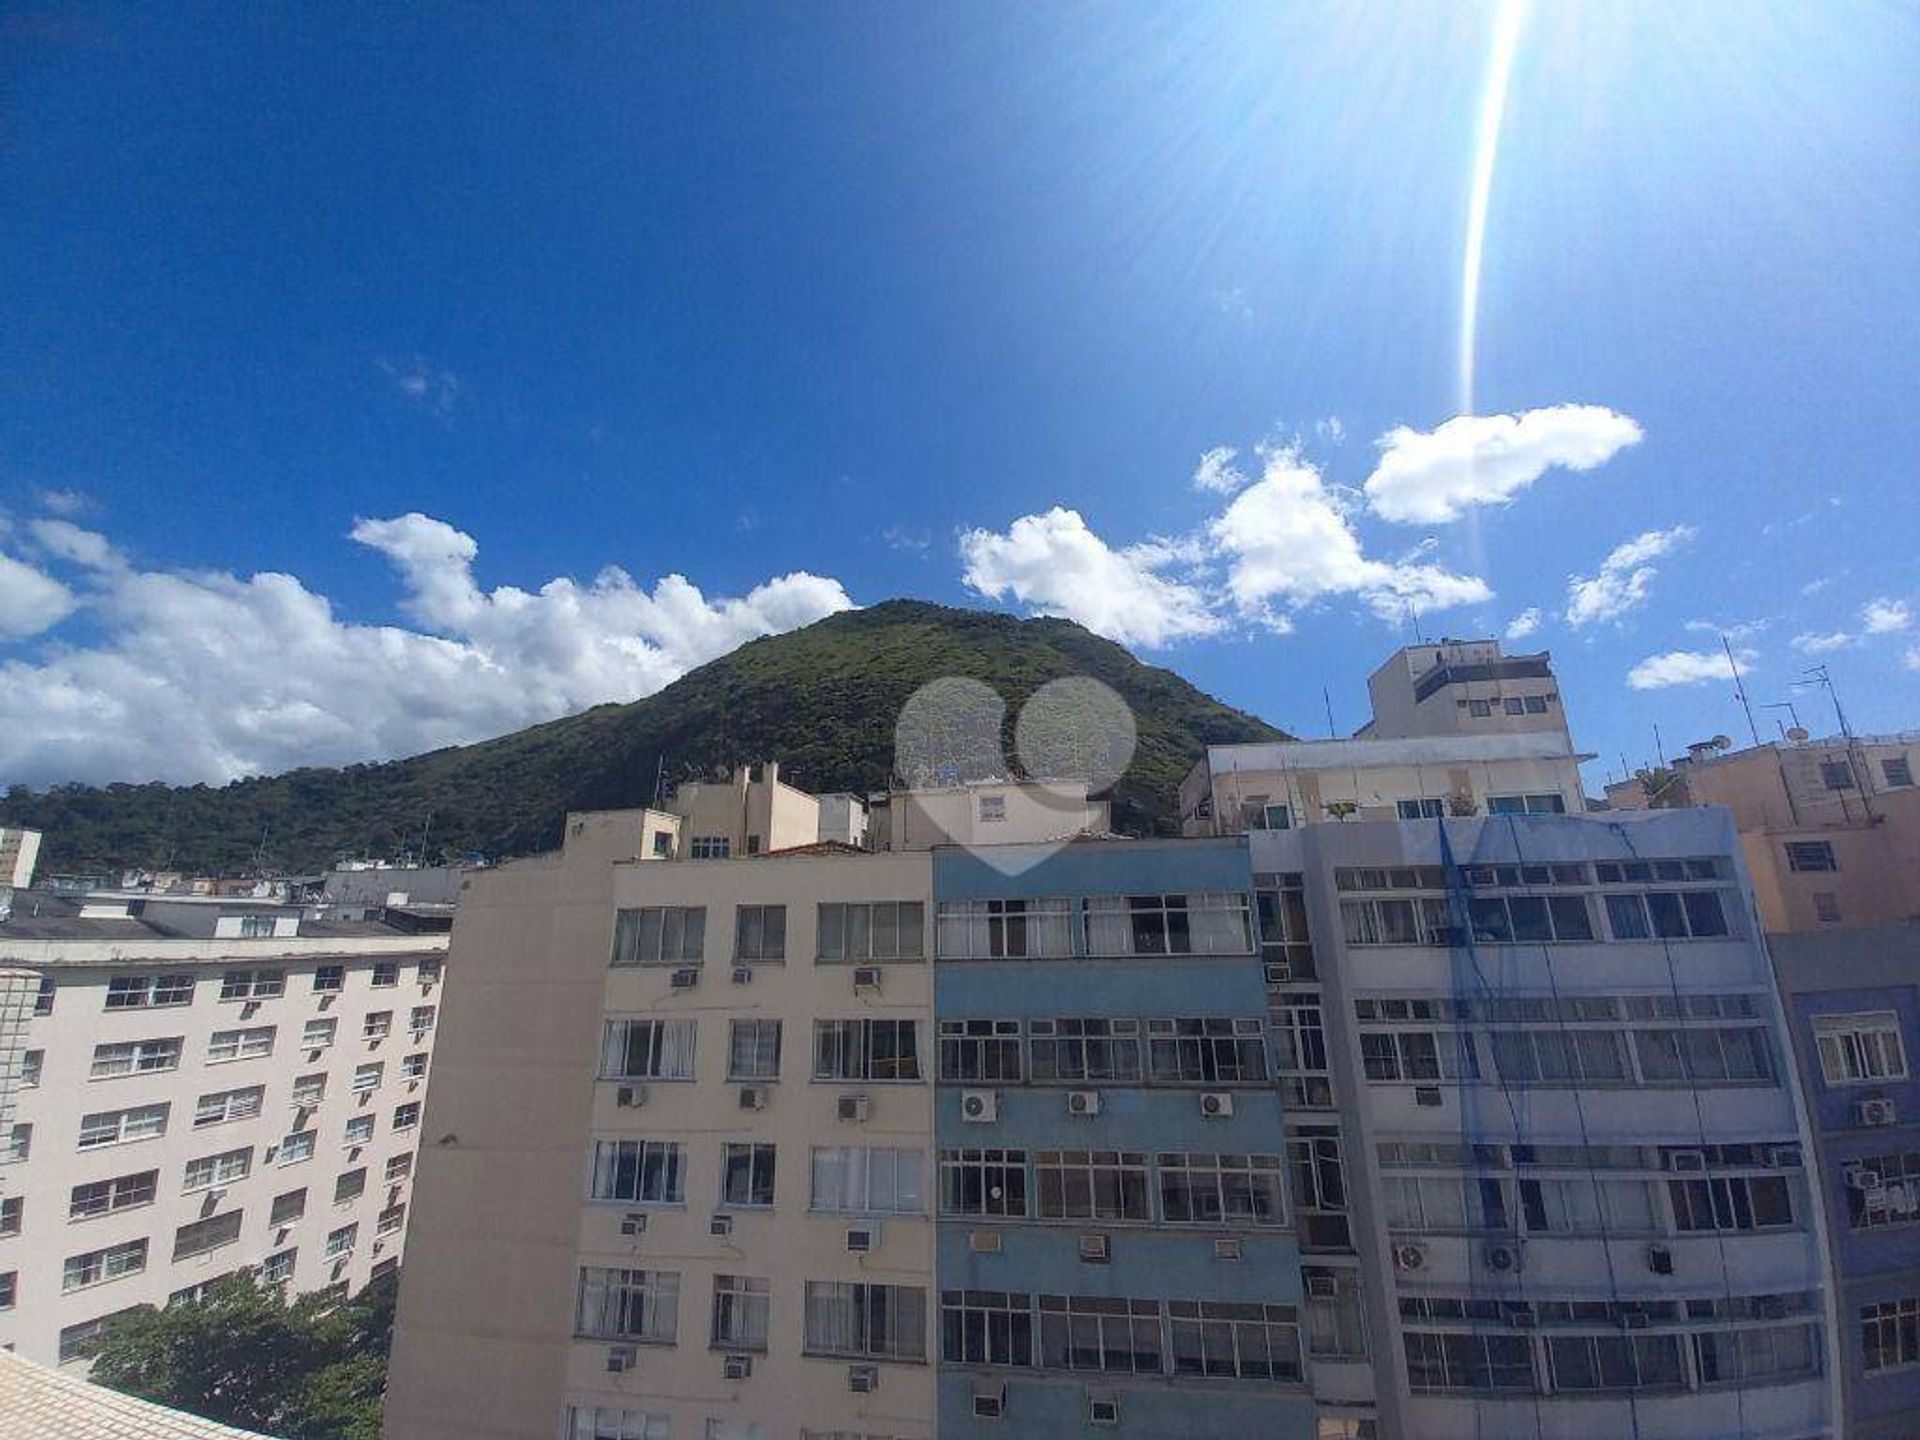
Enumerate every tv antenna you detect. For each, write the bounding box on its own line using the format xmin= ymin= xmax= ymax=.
xmin=1721 ymin=635 xmax=1761 ymax=747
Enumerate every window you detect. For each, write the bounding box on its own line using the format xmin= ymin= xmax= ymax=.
xmin=19 ymin=1050 xmax=41 ymax=1087
xmin=1691 ymin=1321 xmax=1819 ymax=1384
xmin=219 ymin=969 xmax=285 ymax=1001
xmin=1169 ymin=1300 xmax=1301 ymax=1380
xmin=733 ymin=905 xmax=786 ymax=962
xmin=1605 ymin=890 xmax=1730 ymax=940
xmin=1519 ymin=1176 xmax=1657 ymax=1234
xmin=353 ymin=1061 xmax=384 ymax=1094
xmin=292 ymin=1073 xmax=327 ymax=1105
xmin=1464 ymin=893 xmax=1595 ymax=944
xmin=1488 ymin=793 xmax=1567 ymax=815
xmin=712 ymin=1274 xmax=771 ymax=1351
xmin=194 ymin=1086 xmax=265 ymax=1128
xmin=259 ymin=1249 xmax=297 ymax=1284
xmin=363 ymin=1012 xmax=393 ymax=1042
xmin=811 ymin=1146 xmax=925 ymax=1214
xmin=409 ymin=1005 xmax=436 ymax=1033
xmin=1487 ymin=1029 xmax=1626 ymax=1085
xmin=335 ymin=1169 xmax=367 ymax=1204
xmin=79 ymin=1103 xmax=168 ymax=1149
xmin=401 ymin=1051 xmax=428 ymax=1082
xmin=377 ymin=1202 xmax=405 ymax=1236
xmin=238 ymin=915 xmax=277 ymax=939
xmin=1257 ymin=803 xmax=1292 ymax=830
xmin=313 ymin=965 xmax=345 ymax=993
xmin=601 ymin=1019 xmax=698 ymax=1080
xmin=567 ymin=1409 xmax=671 ymax=1440
xmin=1815 ymin=1013 xmax=1907 ymax=1084
xmin=727 ymin=1019 xmax=782 ymax=1081
xmin=370 ymin=961 xmax=399 ymax=988
xmin=978 ymin=795 xmax=1007 ymax=822
xmin=1469 ymin=700 xmax=1493 ymax=718
xmin=69 ymin=1170 xmax=159 ymax=1220
xmin=936 ymin=898 xmax=1072 ymax=959
xmin=1158 ymin=1152 xmax=1286 ymax=1225
xmin=174 ymin=1211 xmax=244 ymax=1261
xmin=1304 ymin=1273 xmax=1368 ymax=1361
xmin=90 ymin=1036 xmax=183 ymax=1077
xmin=1397 ymin=798 xmax=1445 ymax=820
xmin=1634 ymin=1026 xmax=1774 ymax=1083
xmin=1884 ymin=756 xmax=1914 ymax=788
xmin=1037 ymin=1294 xmax=1162 ymax=1374
xmin=940 ymin=1148 xmax=1028 ymax=1217
xmin=818 ymin=901 xmax=926 ymax=962
xmin=183 ymin=1147 xmax=251 ymax=1192
xmin=302 ymin=1018 xmax=337 ymax=1049
xmin=1785 ymin=840 xmax=1838 ymax=872
xmin=1822 ymin=759 xmax=1857 ymax=790
xmin=611 ymin=906 xmax=707 ymax=966
xmin=1862 ymin=1296 xmax=1920 ymax=1373
xmin=1546 ymin=1333 xmax=1686 ymax=1392
xmin=392 ymin=1101 xmax=421 ymax=1130
xmin=34 ymin=975 xmax=54 ymax=1015
xmin=208 ymin=1025 xmax=275 ymax=1063
xmin=344 ymin=1114 xmax=376 ymax=1146
xmin=6 ymin=1124 xmax=30 ymax=1162
xmin=689 ymin=836 xmax=731 ymax=859
xmin=1034 ymin=1149 xmax=1151 ymax=1221
xmin=939 ymin=1019 xmax=1022 ymax=1081
xmin=417 ymin=955 xmax=442 ymax=982
xmin=0 ymin=1271 xmax=14 ymax=1310
xmin=1340 ymin=895 xmax=1455 ymax=947
xmin=1524 ymin=694 xmax=1549 ymax=713
xmin=1085 ymin=893 xmax=1253 ymax=956
xmin=270 ymin=1189 xmax=307 ymax=1225
xmin=279 ymin=1130 xmax=317 ymax=1165
xmin=590 ymin=1140 xmax=687 ymax=1204
xmin=1669 ymin=1174 xmax=1795 ymax=1232
xmin=1846 ymin=1150 xmax=1920 ymax=1229
xmin=385 ymin=1154 xmax=413 ymax=1183
xmin=813 ymin=1019 xmax=920 ymax=1081
xmin=0 ymin=1197 xmax=18 ymax=1236
xmin=803 ymin=1281 xmax=925 ymax=1360
xmin=324 ymin=1223 xmax=358 ymax=1259
xmin=1504 ymin=697 xmax=1526 ymax=715
xmin=942 ymin=1290 xmax=1034 ymax=1366
xmin=1147 ymin=1017 xmax=1268 ymax=1083
xmin=105 ymin=974 xmax=195 ymax=1009
xmin=577 ymin=1266 xmax=680 ymax=1343
xmin=1403 ymin=1331 xmax=1535 ymax=1394
xmin=1384 ymin=1175 xmax=1510 ymax=1233
xmin=1030 ymin=1018 xmax=1140 ymax=1082
xmin=60 ymin=1308 xmax=143 ymax=1363
xmin=721 ymin=1143 xmax=777 ymax=1208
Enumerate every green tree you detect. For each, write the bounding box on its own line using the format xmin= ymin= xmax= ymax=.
xmin=90 ymin=1271 xmax=397 ymax=1440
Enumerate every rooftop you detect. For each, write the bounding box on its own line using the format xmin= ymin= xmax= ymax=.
xmin=0 ymin=888 xmax=449 ymax=954
xmin=0 ymin=1348 xmax=280 ymax=1440
xmin=1205 ymin=732 xmax=1590 ymax=773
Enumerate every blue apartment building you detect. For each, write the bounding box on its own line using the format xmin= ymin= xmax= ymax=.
xmin=930 ymin=837 xmax=1317 ymax=1439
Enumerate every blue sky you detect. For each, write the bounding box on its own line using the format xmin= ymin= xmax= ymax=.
xmin=1 ymin=2 xmax=1915 ymax=790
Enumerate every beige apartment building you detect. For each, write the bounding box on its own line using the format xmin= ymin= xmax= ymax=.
xmin=1352 ymin=639 xmax=1572 ymax=743
xmin=1604 ymin=731 xmax=1920 ymax=932
xmin=0 ymin=889 xmax=450 ymax=1367
xmin=0 ymin=826 xmax=43 ymax=897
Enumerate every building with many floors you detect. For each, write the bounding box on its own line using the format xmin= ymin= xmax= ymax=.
xmin=0 ymin=888 xmax=450 ymax=1367
xmin=1772 ymin=924 xmax=1920 ymax=1440
xmin=1353 ymin=641 xmax=1572 ymax=745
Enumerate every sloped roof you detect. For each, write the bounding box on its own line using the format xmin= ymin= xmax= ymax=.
xmin=0 ymin=1349 xmax=282 ymax=1440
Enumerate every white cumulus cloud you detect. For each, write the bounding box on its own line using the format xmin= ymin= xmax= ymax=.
xmin=1791 ymin=631 xmax=1853 ymax=655
xmin=1362 ymin=404 xmax=1643 ymax=524
xmin=1564 ymin=525 xmax=1695 ymax=627
xmin=0 ymin=552 xmax=76 ymax=641
xmin=1505 ymin=607 xmax=1542 ymax=641
xmin=1627 ymin=648 xmax=1755 ymax=691
xmin=1862 ymin=597 xmax=1911 ymax=634
xmin=958 ymin=508 xmax=1222 ymax=649
xmin=0 ymin=516 xmax=853 ymax=787
xmin=1190 ymin=446 xmax=1250 ymax=496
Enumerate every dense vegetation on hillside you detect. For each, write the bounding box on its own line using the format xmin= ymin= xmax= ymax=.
xmin=1 ymin=601 xmax=1286 ymax=875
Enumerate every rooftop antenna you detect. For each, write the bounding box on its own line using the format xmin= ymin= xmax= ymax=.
xmin=1759 ymin=701 xmax=1802 ymax=744
xmin=1322 ymin=687 xmax=1337 ymax=740
xmin=1803 ymin=663 xmax=1874 ymax=822
xmin=1722 ymin=635 xmax=1762 ymax=747
xmin=1653 ymin=723 xmax=1667 ymax=768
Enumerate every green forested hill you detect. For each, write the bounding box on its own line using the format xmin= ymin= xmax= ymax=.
xmin=0 ymin=600 xmax=1288 ymax=875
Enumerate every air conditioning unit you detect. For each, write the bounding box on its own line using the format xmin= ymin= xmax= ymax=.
xmin=1768 ymin=1143 xmax=1803 ymax=1169
xmin=709 ymin=1214 xmax=734 ymax=1237
xmin=837 ymin=1094 xmax=871 ymax=1123
xmin=846 ymin=1226 xmax=878 ymax=1255
xmin=1859 ymin=1098 xmax=1898 ymax=1127
xmin=722 ymin=1354 xmax=752 ymax=1381
xmin=1088 ymin=1395 xmax=1120 ymax=1427
xmin=1264 ymin=961 xmax=1292 ymax=985
xmin=1213 ymin=1237 xmax=1243 ymax=1262
xmin=1483 ymin=1240 xmax=1524 ymax=1276
xmin=1666 ymin=1148 xmax=1707 ymax=1172
xmin=1847 ymin=1167 xmax=1884 ymax=1190
xmin=605 ymin=1345 xmax=636 ymax=1373
xmin=1079 ymin=1233 xmax=1110 ymax=1263
xmin=1413 ymin=1086 xmax=1444 ymax=1108
xmin=1304 ymin=1270 xmax=1338 ymax=1297
xmin=619 ymin=1213 xmax=647 ymax=1237
xmin=847 ymin=1365 xmax=878 ymax=1394
xmin=852 ymin=966 xmax=883 ymax=992
xmin=1199 ymin=1091 xmax=1234 ymax=1118
xmin=1646 ymin=1244 xmax=1674 ymax=1276
xmin=1067 ymin=1089 xmax=1102 ymax=1117
xmin=1393 ymin=1243 xmax=1426 ymax=1272
xmin=731 ymin=966 xmax=753 ymax=985
xmin=970 ymin=1230 xmax=1003 ymax=1254
xmin=739 ymin=1086 xmax=768 ymax=1111
xmin=961 ymin=1089 xmax=999 ymax=1124
xmin=670 ymin=968 xmax=700 ymax=989
xmin=971 ymin=1385 xmax=1006 ymax=1419
xmin=616 ymin=1084 xmax=647 ymax=1108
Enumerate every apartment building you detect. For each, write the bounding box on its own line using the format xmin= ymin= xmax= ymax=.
xmin=1353 ymin=641 xmax=1572 ymax=745
xmin=0 ymin=826 xmax=42 ymax=912
xmin=1258 ymin=806 xmax=1838 ymax=1439
xmin=1604 ymin=731 xmax=1920 ymax=932
xmin=0 ymin=888 xmax=450 ymax=1367
xmin=1772 ymin=925 xmax=1920 ymax=1440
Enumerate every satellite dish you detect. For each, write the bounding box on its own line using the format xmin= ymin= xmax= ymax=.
xmin=1710 ymin=735 xmax=1732 ymax=751
xmin=1785 ymin=727 xmax=1810 ymax=743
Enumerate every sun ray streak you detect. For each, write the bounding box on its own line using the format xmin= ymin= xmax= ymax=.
xmin=1459 ymin=0 xmax=1531 ymax=418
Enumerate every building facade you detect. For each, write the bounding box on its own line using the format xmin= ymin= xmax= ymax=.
xmin=1772 ymin=925 xmax=1920 ymax=1440
xmin=1353 ymin=642 xmax=1572 ymax=745
xmin=0 ymin=890 xmax=450 ymax=1367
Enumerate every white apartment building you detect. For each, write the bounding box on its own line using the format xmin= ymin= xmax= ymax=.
xmin=1355 ymin=640 xmax=1572 ymax=744
xmin=0 ymin=888 xmax=450 ymax=1367
xmin=0 ymin=826 xmax=43 ymax=896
